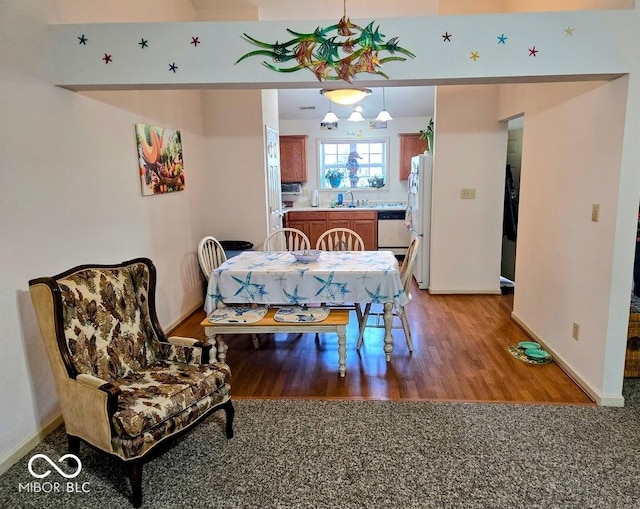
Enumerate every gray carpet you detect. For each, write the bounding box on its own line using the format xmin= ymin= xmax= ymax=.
xmin=2 ymin=380 xmax=640 ymax=509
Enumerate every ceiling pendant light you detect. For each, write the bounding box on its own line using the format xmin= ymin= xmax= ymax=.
xmin=375 ymin=88 xmax=393 ymax=122
xmin=321 ymin=98 xmax=339 ymax=123
xmin=320 ymin=88 xmax=372 ymax=106
xmin=347 ymin=105 xmax=365 ymax=122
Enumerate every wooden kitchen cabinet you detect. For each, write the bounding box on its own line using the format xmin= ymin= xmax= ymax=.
xmin=286 ymin=210 xmax=377 ymax=251
xmin=398 ymin=133 xmax=428 ymax=181
xmin=285 ymin=211 xmax=327 ymax=247
xmin=279 ymin=135 xmax=308 ymax=183
xmin=348 ymin=213 xmax=377 ymax=250
xmin=326 ymin=211 xmax=377 ymax=250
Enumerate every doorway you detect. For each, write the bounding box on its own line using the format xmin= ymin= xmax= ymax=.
xmin=501 ymin=116 xmax=523 ymax=293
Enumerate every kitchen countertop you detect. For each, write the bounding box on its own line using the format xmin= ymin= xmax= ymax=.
xmin=285 ymin=202 xmax=406 ymax=212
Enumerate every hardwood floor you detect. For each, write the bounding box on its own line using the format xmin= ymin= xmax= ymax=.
xmin=172 ymin=281 xmax=593 ymax=405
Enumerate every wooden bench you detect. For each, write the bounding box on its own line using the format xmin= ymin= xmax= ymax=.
xmin=200 ymin=308 xmax=351 ymax=377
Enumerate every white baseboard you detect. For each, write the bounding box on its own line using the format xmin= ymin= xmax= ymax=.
xmin=511 ymin=312 xmax=625 ymax=407
xmin=428 ymin=288 xmax=501 ymax=295
xmin=0 ymin=414 xmax=63 ymax=476
xmin=165 ymin=300 xmax=204 ymax=332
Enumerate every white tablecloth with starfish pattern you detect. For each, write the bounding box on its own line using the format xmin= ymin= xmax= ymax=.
xmin=204 ymin=250 xmax=408 ymax=314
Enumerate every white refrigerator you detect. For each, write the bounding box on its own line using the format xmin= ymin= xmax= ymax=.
xmin=407 ymin=154 xmax=433 ymax=290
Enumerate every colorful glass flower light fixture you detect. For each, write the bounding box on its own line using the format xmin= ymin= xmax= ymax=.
xmin=235 ymin=0 xmax=415 ymax=83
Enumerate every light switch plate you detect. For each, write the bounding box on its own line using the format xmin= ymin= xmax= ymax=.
xmin=591 ymin=203 xmax=600 ymax=222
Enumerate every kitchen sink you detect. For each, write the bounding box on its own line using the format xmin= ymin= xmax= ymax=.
xmin=330 ymin=202 xmax=406 ymax=210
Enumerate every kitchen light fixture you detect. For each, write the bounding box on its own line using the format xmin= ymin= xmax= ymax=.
xmin=375 ymin=88 xmax=393 ymax=122
xmin=347 ymin=105 xmax=365 ymax=122
xmin=321 ymin=98 xmax=339 ymax=123
xmin=320 ymin=88 xmax=372 ymax=106
xmin=322 ymin=110 xmax=339 ymax=123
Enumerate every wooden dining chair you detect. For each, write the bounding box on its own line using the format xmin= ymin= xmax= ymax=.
xmin=198 ymin=235 xmax=259 ymax=349
xmin=356 ymin=235 xmax=421 ymax=352
xmin=197 ymin=236 xmax=227 ymax=279
xmin=316 ymin=228 xmax=365 ymax=251
xmin=263 ymin=228 xmax=311 ymax=251
xmin=315 ymin=228 xmax=366 ymax=335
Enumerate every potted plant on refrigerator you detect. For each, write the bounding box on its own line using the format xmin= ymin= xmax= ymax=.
xmin=419 ymin=117 xmax=434 ymax=154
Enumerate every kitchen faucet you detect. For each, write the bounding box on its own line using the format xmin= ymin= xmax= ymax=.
xmin=346 ymin=191 xmax=355 ymax=208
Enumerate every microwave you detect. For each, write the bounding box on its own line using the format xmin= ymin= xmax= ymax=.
xmin=281 ymin=183 xmax=302 ymax=194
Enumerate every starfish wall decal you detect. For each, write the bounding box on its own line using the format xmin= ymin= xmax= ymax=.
xmin=74 ymin=19 xmax=571 ymax=77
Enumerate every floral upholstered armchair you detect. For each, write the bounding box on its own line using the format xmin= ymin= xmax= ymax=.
xmin=29 ymin=258 xmax=233 ymax=508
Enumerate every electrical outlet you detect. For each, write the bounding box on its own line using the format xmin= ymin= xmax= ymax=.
xmin=572 ymin=322 xmax=580 ymax=340
xmin=461 ymin=188 xmax=476 ymax=200
xmin=591 ymin=203 xmax=600 ymax=222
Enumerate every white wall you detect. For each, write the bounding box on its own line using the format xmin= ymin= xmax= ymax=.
xmin=199 ymin=89 xmax=269 ymax=245
xmin=0 ymin=0 xmax=265 ymax=473
xmin=48 ymin=10 xmax=632 ymax=89
xmin=429 ymin=85 xmax=508 ymax=293
xmin=279 ymin=117 xmax=428 ymax=206
xmin=498 ymin=79 xmax=631 ymax=402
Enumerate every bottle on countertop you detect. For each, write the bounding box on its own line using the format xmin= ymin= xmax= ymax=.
xmin=311 ymin=189 xmax=319 ymax=207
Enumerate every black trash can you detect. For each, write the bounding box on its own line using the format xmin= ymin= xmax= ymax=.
xmin=220 ymin=240 xmax=254 ymax=258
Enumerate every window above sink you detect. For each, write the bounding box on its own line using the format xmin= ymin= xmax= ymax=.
xmin=318 ymin=138 xmax=388 ymax=191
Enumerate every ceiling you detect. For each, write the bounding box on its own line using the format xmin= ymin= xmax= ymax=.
xmin=278 ymin=86 xmax=435 ymax=121
xmin=191 ymin=0 xmax=440 ymax=19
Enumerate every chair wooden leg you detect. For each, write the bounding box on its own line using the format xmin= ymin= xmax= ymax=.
xmin=355 ymin=303 xmax=363 ymax=328
xmin=66 ymin=435 xmax=80 ymax=469
xmin=356 ymin=303 xmax=372 ymax=350
xmin=67 ymin=434 xmax=80 ymax=455
xmin=399 ymin=307 xmax=413 ymax=352
xmin=127 ymin=461 xmax=143 ymax=508
xmin=251 ymin=334 xmax=260 ymax=349
xmin=223 ymin=399 xmax=235 ymax=439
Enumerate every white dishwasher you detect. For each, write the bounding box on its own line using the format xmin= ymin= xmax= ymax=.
xmin=377 ymin=209 xmax=411 ymax=258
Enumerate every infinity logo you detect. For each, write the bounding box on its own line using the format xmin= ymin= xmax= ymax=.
xmin=27 ymin=454 xmax=82 ymax=479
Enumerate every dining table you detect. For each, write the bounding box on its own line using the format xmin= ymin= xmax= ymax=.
xmin=204 ymin=249 xmax=409 ymax=362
